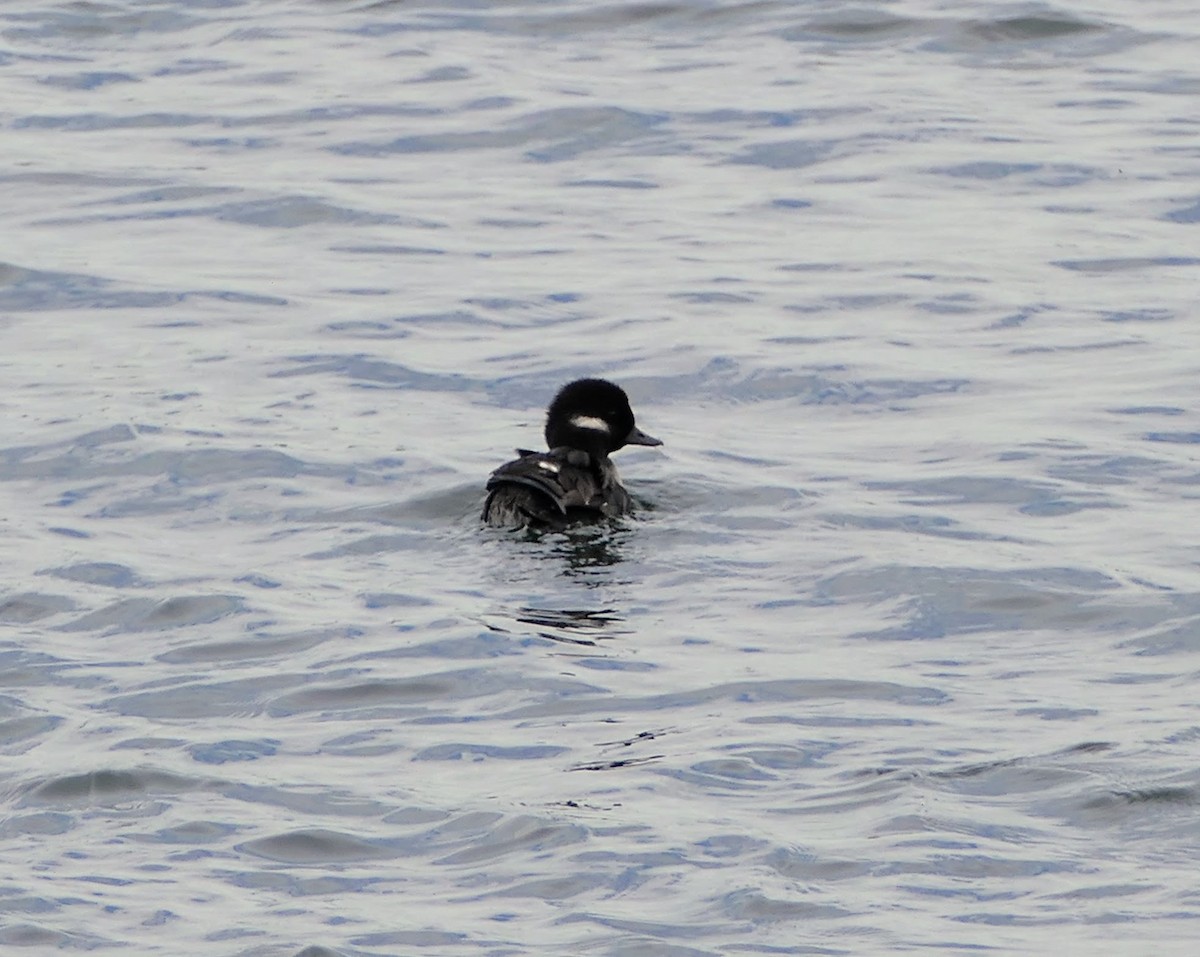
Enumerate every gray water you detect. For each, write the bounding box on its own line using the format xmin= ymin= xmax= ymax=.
xmin=3 ymin=1 xmax=1200 ymax=954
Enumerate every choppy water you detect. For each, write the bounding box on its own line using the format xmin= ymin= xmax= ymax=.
xmin=3 ymin=1 xmax=1200 ymax=953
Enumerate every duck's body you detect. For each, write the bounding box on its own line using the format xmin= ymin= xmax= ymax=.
xmin=482 ymin=378 xmax=662 ymax=529
xmin=482 ymin=446 xmax=631 ymax=529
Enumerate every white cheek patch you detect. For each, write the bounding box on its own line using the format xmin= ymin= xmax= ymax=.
xmin=537 ymin=460 xmax=560 ymax=473
xmin=569 ymin=415 xmax=611 ymax=434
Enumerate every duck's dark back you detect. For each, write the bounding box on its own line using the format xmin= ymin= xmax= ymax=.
xmin=482 ymin=448 xmax=613 ymax=528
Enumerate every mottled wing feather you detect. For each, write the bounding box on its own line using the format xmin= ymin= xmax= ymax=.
xmin=482 ymin=484 xmax=568 ymax=527
xmin=483 ymin=449 xmax=605 ymax=526
xmin=485 ymin=472 xmax=568 ymax=513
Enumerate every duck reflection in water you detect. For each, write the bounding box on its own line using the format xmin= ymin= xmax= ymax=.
xmin=517 ymin=606 xmax=626 ymax=647
xmin=547 ymin=522 xmax=631 ymax=577
xmin=483 ymin=604 xmax=628 ymax=648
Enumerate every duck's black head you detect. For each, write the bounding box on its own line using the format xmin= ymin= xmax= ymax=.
xmin=544 ymin=378 xmax=662 ymax=460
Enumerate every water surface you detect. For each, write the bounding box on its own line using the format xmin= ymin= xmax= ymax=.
xmin=3 ymin=1 xmax=1200 ymax=954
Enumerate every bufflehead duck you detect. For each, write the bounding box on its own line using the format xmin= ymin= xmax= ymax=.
xmin=482 ymin=377 xmax=663 ymax=529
